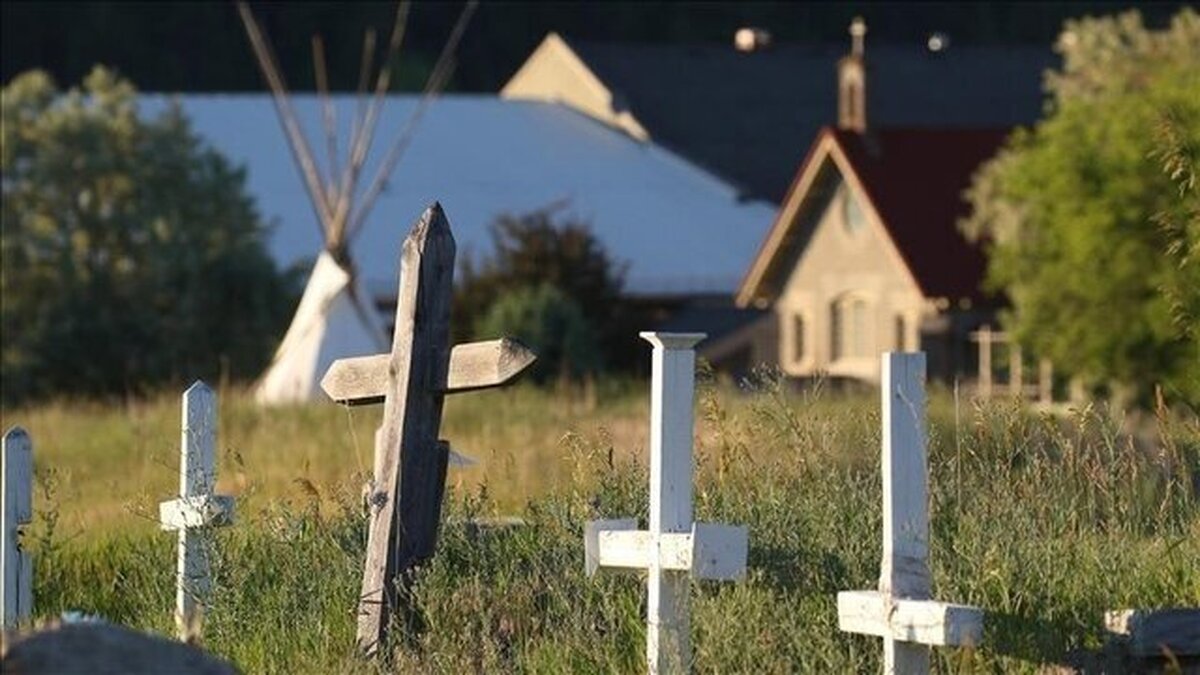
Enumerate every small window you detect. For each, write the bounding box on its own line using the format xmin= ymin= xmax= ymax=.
xmin=791 ymin=314 xmax=806 ymax=362
xmin=842 ymin=186 xmax=866 ymax=235
xmin=894 ymin=315 xmax=906 ymax=351
xmin=831 ymin=295 xmax=870 ymax=360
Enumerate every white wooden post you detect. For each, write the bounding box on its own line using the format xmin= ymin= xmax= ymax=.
xmin=585 ymin=332 xmax=749 ymax=674
xmin=1009 ymin=344 xmax=1023 ymax=398
xmin=1038 ymin=358 xmax=1053 ymax=405
xmin=838 ymin=353 xmax=983 ymax=674
xmin=2 ymin=427 xmax=33 ymax=627
xmin=158 ymin=382 xmax=234 ymax=641
xmin=977 ymin=327 xmax=992 ymax=399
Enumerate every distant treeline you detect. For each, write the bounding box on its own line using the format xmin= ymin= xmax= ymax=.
xmin=2 ymin=1 xmax=1188 ymax=94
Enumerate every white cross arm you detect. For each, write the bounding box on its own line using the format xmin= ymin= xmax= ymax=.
xmin=159 ymin=495 xmax=236 ymax=531
xmin=837 ymin=590 xmax=984 ymax=647
xmin=585 ymin=520 xmax=748 ymax=581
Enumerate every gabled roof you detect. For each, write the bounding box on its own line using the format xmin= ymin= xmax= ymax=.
xmin=523 ymin=35 xmax=1053 ymax=203
xmin=140 ymin=94 xmax=776 ymax=297
xmin=738 ymin=126 xmax=1008 ymax=306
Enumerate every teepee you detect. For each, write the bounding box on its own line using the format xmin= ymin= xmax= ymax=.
xmin=239 ymin=1 xmax=477 ymax=404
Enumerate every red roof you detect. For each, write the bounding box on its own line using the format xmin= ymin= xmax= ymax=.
xmin=828 ymin=127 xmax=1007 ymax=301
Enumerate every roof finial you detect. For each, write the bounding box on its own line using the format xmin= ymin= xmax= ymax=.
xmin=850 ymin=16 xmax=867 ymax=57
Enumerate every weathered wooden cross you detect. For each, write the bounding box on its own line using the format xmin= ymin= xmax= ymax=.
xmin=585 ymin=332 xmax=749 ymax=674
xmin=837 ymin=352 xmax=983 ymax=674
xmin=319 ymin=203 xmax=537 ymax=655
xmin=2 ymin=426 xmax=33 ymax=628
xmin=158 ymin=381 xmax=235 ymax=641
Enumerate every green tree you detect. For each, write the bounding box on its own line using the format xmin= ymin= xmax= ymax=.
xmin=1 ymin=67 xmax=292 ymax=401
xmin=962 ymin=10 xmax=1200 ymax=407
xmin=453 ymin=207 xmax=629 ymax=368
xmin=474 ymin=283 xmax=601 ymax=383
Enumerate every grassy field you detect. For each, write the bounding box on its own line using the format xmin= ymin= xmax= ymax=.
xmin=2 ymin=374 xmax=1198 ymax=673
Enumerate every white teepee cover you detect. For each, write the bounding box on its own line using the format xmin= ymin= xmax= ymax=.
xmin=255 ymin=251 xmax=388 ymax=404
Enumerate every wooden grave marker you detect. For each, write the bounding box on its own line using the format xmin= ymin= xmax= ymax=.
xmin=158 ymin=381 xmax=235 ymax=641
xmin=837 ymin=352 xmax=983 ymax=674
xmin=320 ymin=203 xmax=536 ymax=655
xmin=2 ymin=426 xmax=33 ymax=628
xmin=585 ymin=332 xmax=748 ymax=674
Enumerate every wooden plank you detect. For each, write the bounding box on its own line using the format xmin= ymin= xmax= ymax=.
xmin=880 ymin=352 xmax=931 ymax=674
xmin=2 ymin=427 xmax=33 ymax=628
xmin=1106 ymin=608 xmax=1200 ymax=657
xmin=837 ymin=591 xmax=984 ymax=647
xmin=689 ymin=523 xmax=748 ymax=581
xmin=356 ymin=203 xmax=455 ymax=655
xmin=597 ymin=531 xmax=693 ymax=572
xmin=641 ymin=332 xmax=705 ymax=675
xmin=175 ymin=381 xmax=217 ymax=641
xmin=321 ymin=338 xmax=537 ymax=405
xmin=158 ymin=496 xmax=236 ymax=531
xmin=585 ymin=519 xmax=637 ymax=576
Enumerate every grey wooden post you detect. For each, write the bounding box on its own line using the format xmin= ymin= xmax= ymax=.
xmin=158 ymin=382 xmax=234 ymax=641
xmin=320 ymin=203 xmax=537 ymax=655
xmin=2 ymin=427 xmax=33 ymax=627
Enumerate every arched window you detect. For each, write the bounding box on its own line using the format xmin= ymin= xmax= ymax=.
xmin=830 ymin=295 xmax=870 ymax=361
xmin=791 ymin=313 xmax=806 ymax=363
xmin=841 ymin=184 xmax=866 ymax=235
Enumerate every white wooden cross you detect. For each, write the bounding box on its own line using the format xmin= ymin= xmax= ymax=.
xmin=2 ymin=426 xmax=33 ymax=628
xmin=837 ymin=352 xmax=983 ymax=674
xmin=158 ymin=381 xmax=235 ymax=641
xmin=585 ymin=332 xmax=749 ymax=674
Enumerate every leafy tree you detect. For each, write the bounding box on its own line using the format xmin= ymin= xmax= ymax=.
xmin=453 ymin=207 xmax=629 ymax=368
xmin=1 ymin=67 xmax=292 ymax=401
xmin=961 ymin=10 xmax=1200 ymax=406
xmin=1151 ymin=109 xmax=1200 ymax=405
xmin=474 ymin=283 xmax=601 ymax=382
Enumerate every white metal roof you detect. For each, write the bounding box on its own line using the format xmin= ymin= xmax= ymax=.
xmin=142 ymin=94 xmax=775 ymax=296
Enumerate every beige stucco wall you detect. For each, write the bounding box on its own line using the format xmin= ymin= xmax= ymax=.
xmin=775 ymin=174 xmax=927 ymax=383
xmin=501 ymin=33 xmax=649 ymax=141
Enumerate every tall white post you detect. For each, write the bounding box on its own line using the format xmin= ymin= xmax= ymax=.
xmin=585 ymin=332 xmax=747 ymax=674
xmin=2 ymin=427 xmax=33 ymax=628
xmin=838 ymin=352 xmax=983 ymax=674
xmin=181 ymin=382 xmax=214 ymax=639
xmin=159 ymin=381 xmax=234 ymax=641
xmin=643 ymin=332 xmax=704 ymax=674
xmin=880 ymin=353 xmax=931 ymax=674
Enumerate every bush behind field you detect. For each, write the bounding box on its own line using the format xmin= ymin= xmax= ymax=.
xmin=18 ymin=380 xmax=1200 ymax=673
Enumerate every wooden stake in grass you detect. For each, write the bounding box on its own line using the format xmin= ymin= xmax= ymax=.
xmin=585 ymin=332 xmax=749 ymax=674
xmin=837 ymin=352 xmax=983 ymax=674
xmin=158 ymin=381 xmax=235 ymax=642
xmin=2 ymin=426 xmax=33 ymax=628
xmin=320 ymin=203 xmax=536 ymax=656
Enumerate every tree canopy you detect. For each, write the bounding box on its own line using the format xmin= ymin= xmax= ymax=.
xmin=961 ymin=9 xmax=1199 ymax=407
xmin=454 ymin=208 xmax=630 ymax=376
xmin=1 ymin=67 xmax=293 ymax=401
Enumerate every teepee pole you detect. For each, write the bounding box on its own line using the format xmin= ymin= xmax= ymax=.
xmin=311 ymin=34 xmax=340 ymax=196
xmin=349 ymin=0 xmax=478 ymax=238
xmin=237 ymin=2 xmax=334 ymax=242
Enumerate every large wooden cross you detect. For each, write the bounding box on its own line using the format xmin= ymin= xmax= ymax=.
xmin=837 ymin=352 xmax=983 ymax=674
xmin=319 ymin=203 xmax=536 ymax=655
xmin=585 ymin=332 xmax=748 ymax=674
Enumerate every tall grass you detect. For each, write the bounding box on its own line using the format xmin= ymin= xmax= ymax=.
xmin=5 ymin=376 xmax=1197 ymax=672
